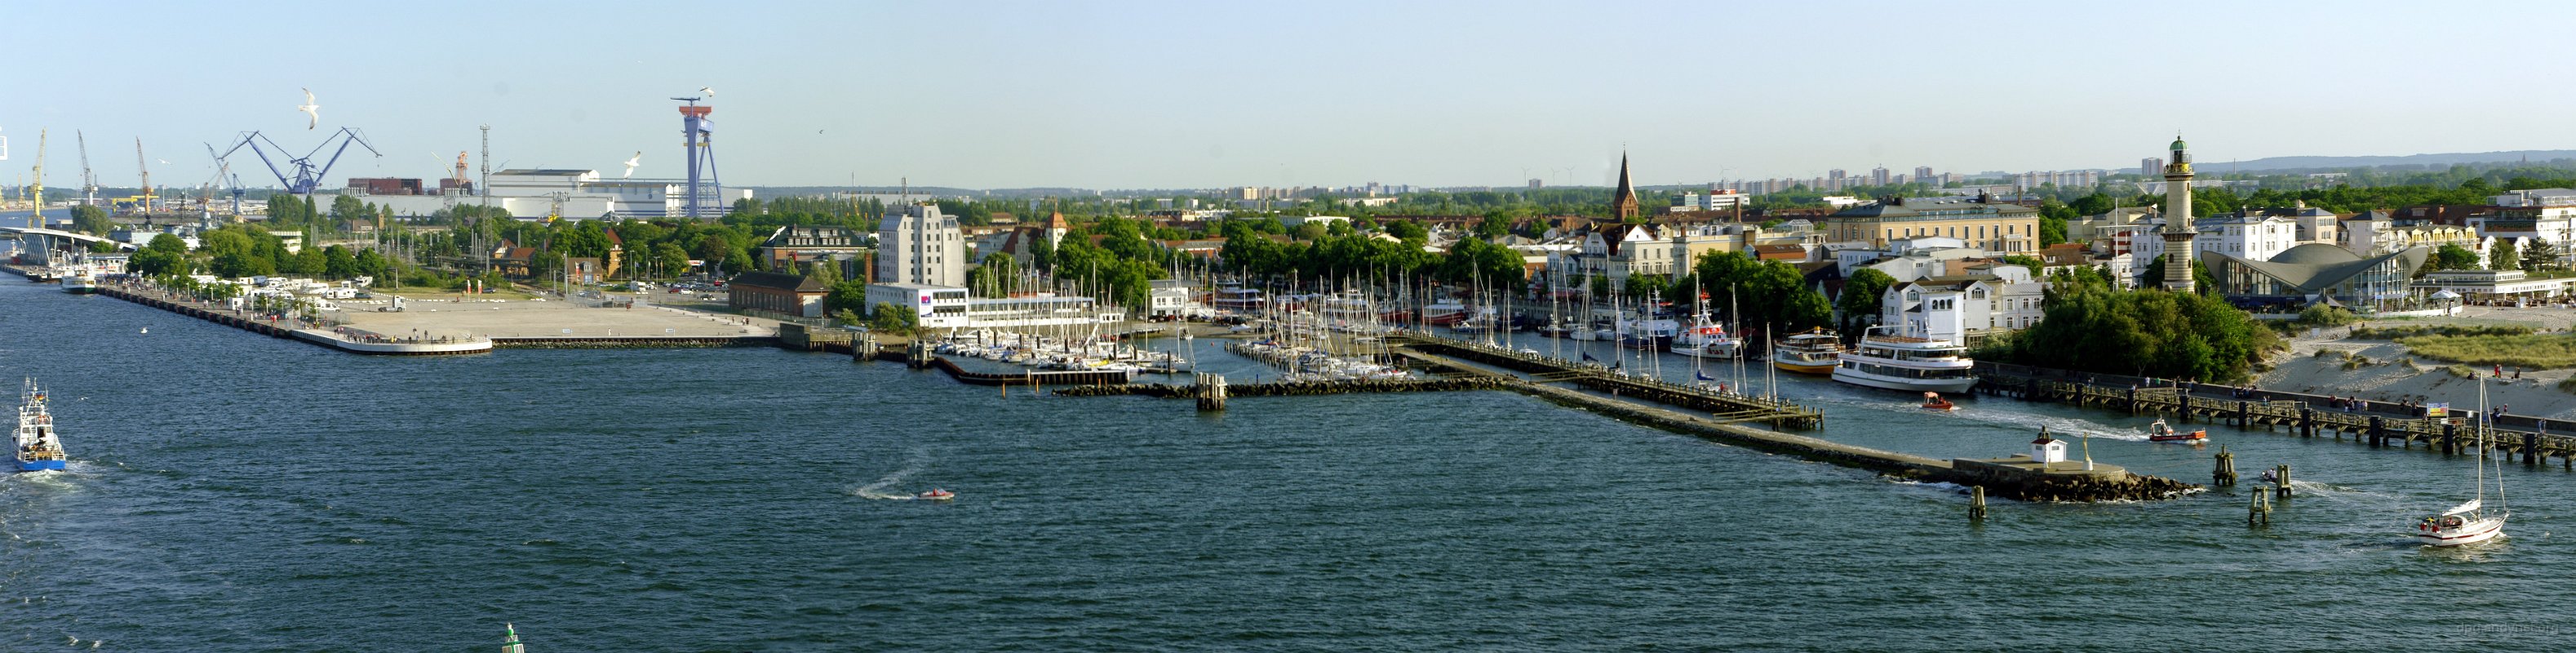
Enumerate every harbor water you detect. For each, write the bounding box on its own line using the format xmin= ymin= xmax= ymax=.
xmin=8 ymin=281 xmax=2576 ymax=651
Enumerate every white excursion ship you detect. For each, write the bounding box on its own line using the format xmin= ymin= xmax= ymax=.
xmin=1830 ymin=326 xmax=1977 ymax=393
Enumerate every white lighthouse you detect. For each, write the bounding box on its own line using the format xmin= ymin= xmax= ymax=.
xmin=2160 ymin=135 xmax=2198 ymax=293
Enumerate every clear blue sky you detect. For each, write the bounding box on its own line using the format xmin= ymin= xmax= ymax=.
xmin=11 ymin=0 xmax=2576 ymax=191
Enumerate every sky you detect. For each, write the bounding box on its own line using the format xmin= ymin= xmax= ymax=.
xmin=11 ymin=0 xmax=2576 ymax=192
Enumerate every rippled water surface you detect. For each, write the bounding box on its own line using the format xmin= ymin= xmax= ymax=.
xmin=5 ymin=281 xmax=2574 ymax=651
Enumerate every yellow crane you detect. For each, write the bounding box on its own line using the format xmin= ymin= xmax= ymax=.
xmin=134 ymin=137 xmax=153 ymax=215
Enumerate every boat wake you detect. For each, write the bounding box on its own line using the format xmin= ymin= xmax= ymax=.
xmin=848 ymin=451 xmax=929 ymax=500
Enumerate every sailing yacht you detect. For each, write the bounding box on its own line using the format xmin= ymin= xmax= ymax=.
xmin=2414 ymin=379 xmax=2508 ymax=547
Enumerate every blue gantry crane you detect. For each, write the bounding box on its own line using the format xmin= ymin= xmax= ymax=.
xmin=215 ymin=127 xmax=380 ymax=196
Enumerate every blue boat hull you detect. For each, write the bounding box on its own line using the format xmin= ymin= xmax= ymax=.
xmin=13 ymin=460 xmax=65 ymax=472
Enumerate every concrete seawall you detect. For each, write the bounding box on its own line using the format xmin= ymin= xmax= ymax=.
xmin=97 ymin=285 xmax=495 ymax=355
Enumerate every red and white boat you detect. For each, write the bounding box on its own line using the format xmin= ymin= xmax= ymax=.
xmin=916 ymin=489 xmax=955 ymax=501
xmin=2145 ymin=418 xmax=2206 ymax=442
xmin=1920 ymin=392 xmax=1956 ymax=411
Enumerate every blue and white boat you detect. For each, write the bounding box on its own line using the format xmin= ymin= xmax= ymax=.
xmin=13 ymin=379 xmax=67 ymax=472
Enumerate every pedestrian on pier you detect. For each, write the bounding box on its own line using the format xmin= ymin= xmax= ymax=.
xmin=2494 ymin=364 xmax=2504 ymax=377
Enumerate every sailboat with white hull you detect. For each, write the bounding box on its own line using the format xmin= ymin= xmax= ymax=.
xmin=2414 ymin=378 xmax=2508 ymax=547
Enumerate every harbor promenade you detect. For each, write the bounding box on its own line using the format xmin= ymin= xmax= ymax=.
xmin=96 ymin=283 xmax=495 ymax=355
xmin=1975 ymin=362 xmax=2576 ymax=467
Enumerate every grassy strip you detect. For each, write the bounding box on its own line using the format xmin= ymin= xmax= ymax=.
xmin=2400 ymin=334 xmax=2576 ymax=369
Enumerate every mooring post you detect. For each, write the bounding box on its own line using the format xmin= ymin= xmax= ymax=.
xmin=1969 ymin=486 xmax=1987 ymax=521
xmin=2442 ymin=421 xmax=2458 ymax=456
xmin=2275 ymin=464 xmax=2293 ymax=499
xmin=2213 ymin=446 xmax=2237 ymax=486
xmin=2369 ymin=415 xmax=2384 ymax=447
xmin=2525 ymin=431 xmax=2540 ymax=466
xmin=2249 ymin=491 xmax=2270 ymax=526
xmin=2126 ymin=387 xmax=2138 ymax=415
xmin=2299 ymin=407 xmax=2315 ymax=438
xmin=1196 ymin=373 xmax=1228 ymax=412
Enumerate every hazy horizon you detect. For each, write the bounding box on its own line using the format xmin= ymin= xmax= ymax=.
xmin=15 ymin=1 xmax=2576 ymax=192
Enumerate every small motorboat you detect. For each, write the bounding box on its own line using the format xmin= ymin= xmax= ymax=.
xmin=2146 ymin=418 xmax=2206 ymax=442
xmin=916 ymin=488 xmax=955 ymax=501
xmin=1920 ymin=392 xmax=1957 ymax=411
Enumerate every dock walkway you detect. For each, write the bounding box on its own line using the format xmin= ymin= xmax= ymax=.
xmin=98 ymin=284 xmax=494 ymax=355
xmin=1975 ymin=362 xmax=2576 ymax=466
xmin=1391 ymin=334 xmax=1825 ymax=429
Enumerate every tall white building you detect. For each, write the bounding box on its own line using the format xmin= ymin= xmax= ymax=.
xmin=876 ymin=202 xmax=966 ymax=287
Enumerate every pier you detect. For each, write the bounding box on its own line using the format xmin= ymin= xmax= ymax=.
xmin=1391 ymin=334 xmax=1825 ymax=429
xmin=1975 ymin=362 xmax=2576 ymax=467
xmin=97 ymin=285 xmax=494 ymax=355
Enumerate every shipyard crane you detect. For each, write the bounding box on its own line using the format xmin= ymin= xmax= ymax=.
xmin=205 ymin=143 xmax=247 ymax=216
xmin=76 ymin=131 xmax=96 ymax=207
xmin=134 ymin=138 xmax=155 ymax=215
xmin=216 ymin=127 xmax=379 ymax=197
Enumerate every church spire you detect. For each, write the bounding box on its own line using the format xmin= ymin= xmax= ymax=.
xmin=1611 ymin=151 xmax=1639 ymax=221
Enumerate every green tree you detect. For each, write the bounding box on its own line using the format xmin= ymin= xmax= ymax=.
xmin=2433 ymin=243 xmax=2481 ymax=270
xmin=322 ymin=245 xmax=358 ymax=278
xmin=1838 ymin=267 xmax=1897 ymax=334
xmin=128 ymin=248 xmax=186 ymax=276
xmin=824 ymin=280 xmax=871 ymax=315
xmin=147 ymin=233 xmax=188 ymax=254
xmin=1292 ymin=221 xmax=1329 ymax=241
xmin=652 ymin=242 xmax=690 ymax=278
xmin=2522 ymin=238 xmax=2561 ymax=271
xmin=1384 ymin=220 xmax=1428 ymax=242
xmin=2490 ymin=239 xmax=2521 ymax=272
xmin=69 ymin=205 xmax=115 ymax=235
xmin=867 ymin=301 xmax=918 ymax=334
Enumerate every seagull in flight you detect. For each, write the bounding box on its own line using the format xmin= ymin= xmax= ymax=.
xmin=699 ymin=87 xmax=715 ymax=97
xmin=297 ymin=88 xmax=320 ymax=129
xmin=621 ymin=152 xmax=642 ymax=179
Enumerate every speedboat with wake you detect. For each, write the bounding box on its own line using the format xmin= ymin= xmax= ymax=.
xmin=917 ymin=488 xmax=955 ymax=501
xmin=1920 ymin=392 xmax=1956 ymax=411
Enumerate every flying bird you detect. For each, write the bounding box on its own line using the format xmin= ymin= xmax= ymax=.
xmin=297 ymin=88 xmax=320 ymax=129
xmin=621 ymin=151 xmax=642 ymax=179
xmin=157 ymin=158 xmax=170 ymax=165
xmin=698 ymin=87 xmax=715 ymax=97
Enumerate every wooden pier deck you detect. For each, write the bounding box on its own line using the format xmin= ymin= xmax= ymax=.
xmin=1390 ymin=335 xmax=1825 ymax=429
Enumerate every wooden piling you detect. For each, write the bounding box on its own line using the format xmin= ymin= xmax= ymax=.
xmin=1195 ymin=373 xmax=1228 ymax=412
xmin=2213 ymin=446 xmax=2237 ymax=486
xmin=2250 ymin=491 xmax=2271 ymax=526
xmin=1969 ymin=486 xmax=1987 ymax=521
xmin=2274 ymin=464 xmax=2293 ymax=499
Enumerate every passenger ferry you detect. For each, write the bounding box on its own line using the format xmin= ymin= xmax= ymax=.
xmin=1771 ymin=328 xmax=1842 ymax=375
xmin=1830 ymin=326 xmax=1977 ymax=393
xmin=14 ymin=379 xmax=67 ymax=473
xmin=60 ymin=267 xmax=98 ymax=295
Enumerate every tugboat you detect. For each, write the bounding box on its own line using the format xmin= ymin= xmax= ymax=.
xmin=2145 ymin=418 xmax=2206 ymax=442
xmin=13 ymin=379 xmax=68 ymax=472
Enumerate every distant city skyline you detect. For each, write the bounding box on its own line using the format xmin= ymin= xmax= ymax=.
xmin=14 ymin=1 xmax=2576 ymax=192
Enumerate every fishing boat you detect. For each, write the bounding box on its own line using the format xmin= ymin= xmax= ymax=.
xmin=2414 ymin=380 xmax=2507 ymax=547
xmin=1771 ymin=328 xmax=1842 ymax=375
xmin=2145 ymin=418 xmax=2206 ymax=442
xmin=1920 ymin=392 xmax=1956 ymax=411
xmin=13 ymin=379 xmax=67 ymax=473
xmin=918 ymin=488 xmax=955 ymax=501
xmin=1830 ymin=326 xmax=1977 ymax=393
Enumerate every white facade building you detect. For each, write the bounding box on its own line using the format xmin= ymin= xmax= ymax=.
xmin=864 ymin=283 xmax=1123 ymax=330
xmin=2191 ymin=215 xmax=2299 ymax=262
xmin=347 ymin=169 xmax=753 ymax=220
xmin=1879 ymin=267 xmax=2044 ymax=342
xmin=876 ymin=202 xmax=968 ymax=287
